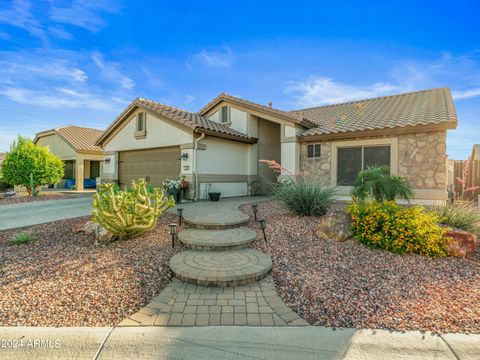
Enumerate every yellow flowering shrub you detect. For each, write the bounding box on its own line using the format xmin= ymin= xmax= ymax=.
xmin=346 ymin=200 xmax=450 ymax=256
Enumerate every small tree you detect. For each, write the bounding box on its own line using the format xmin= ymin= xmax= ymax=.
xmin=352 ymin=165 xmax=413 ymax=202
xmin=2 ymin=136 xmax=64 ymax=196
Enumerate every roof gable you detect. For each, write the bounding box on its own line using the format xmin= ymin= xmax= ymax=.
xmin=96 ymin=98 xmax=257 ymax=146
xmin=35 ymin=126 xmax=104 ymax=153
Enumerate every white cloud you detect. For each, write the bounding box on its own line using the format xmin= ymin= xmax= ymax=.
xmin=0 ymin=0 xmax=47 ymax=43
xmin=0 ymin=86 xmax=126 ymax=112
xmin=92 ymin=52 xmax=134 ymax=89
xmin=0 ymin=0 xmax=121 ymax=43
xmin=286 ymin=53 xmax=480 ymax=107
xmin=285 ymin=77 xmax=405 ymax=107
xmin=49 ymin=0 xmax=122 ymax=32
xmin=192 ymin=48 xmax=233 ymax=68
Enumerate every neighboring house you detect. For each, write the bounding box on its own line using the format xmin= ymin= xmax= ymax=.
xmin=34 ymin=126 xmax=104 ymax=190
xmin=96 ymin=88 xmax=457 ymax=201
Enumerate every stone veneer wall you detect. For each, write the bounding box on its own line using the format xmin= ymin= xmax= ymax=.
xmin=397 ymin=131 xmax=447 ymax=190
xmin=300 ymin=130 xmax=447 ymax=191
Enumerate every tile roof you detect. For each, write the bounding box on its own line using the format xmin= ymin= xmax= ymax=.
xmin=293 ymin=88 xmax=457 ymax=137
xmin=97 ymin=98 xmax=256 ymax=145
xmin=198 ymin=93 xmax=317 ymax=128
xmin=36 ymin=126 xmax=104 ymax=153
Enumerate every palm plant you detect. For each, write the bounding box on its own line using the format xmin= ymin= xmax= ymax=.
xmin=352 ymin=165 xmax=413 ymax=202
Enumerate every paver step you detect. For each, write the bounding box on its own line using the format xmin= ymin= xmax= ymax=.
xmin=183 ymin=211 xmax=249 ymax=229
xmin=170 ymin=249 xmax=272 ymax=287
xmin=178 ymin=227 xmax=257 ymax=250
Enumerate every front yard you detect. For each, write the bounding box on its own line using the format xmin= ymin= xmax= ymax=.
xmin=243 ymin=201 xmax=480 ymax=334
xmin=0 ymin=191 xmax=85 ymax=206
xmin=0 ymin=214 xmax=183 ymax=326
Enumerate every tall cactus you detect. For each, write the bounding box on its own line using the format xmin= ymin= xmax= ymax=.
xmin=92 ymin=179 xmax=175 ymax=241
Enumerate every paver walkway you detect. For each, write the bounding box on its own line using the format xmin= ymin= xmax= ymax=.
xmin=0 ymin=195 xmax=93 ymax=230
xmin=122 ymin=196 xmax=308 ymax=326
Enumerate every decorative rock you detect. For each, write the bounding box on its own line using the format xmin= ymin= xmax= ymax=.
xmin=95 ymin=225 xmax=115 ymax=242
xmin=73 ymin=220 xmax=96 ymax=234
xmin=314 ymin=212 xmax=351 ymax=242
xmin=444 ymin=229 xmax=477 ymax=257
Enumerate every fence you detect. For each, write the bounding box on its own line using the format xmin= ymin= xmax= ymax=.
xmin=453 ymin=159 xmax=480 ymax=202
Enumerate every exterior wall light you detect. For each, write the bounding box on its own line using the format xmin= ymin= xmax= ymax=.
xmin=180 ymin=153 xmax=189 ymax=160
xmin=104 ymin=158 xmax=111 ymax=163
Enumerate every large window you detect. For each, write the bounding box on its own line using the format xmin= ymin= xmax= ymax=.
xmin=337 ymin=145 xmax=391 ymax=185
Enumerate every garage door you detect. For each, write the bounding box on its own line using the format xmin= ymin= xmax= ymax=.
xmin=118 ymin=146 xmax=181 ymax=188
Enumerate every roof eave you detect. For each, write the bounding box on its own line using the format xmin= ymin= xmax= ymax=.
xmin=194 ymin=128 xmax=258 ymax=144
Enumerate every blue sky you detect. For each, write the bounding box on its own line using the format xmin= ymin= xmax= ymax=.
xmin=0 ymin=0 xmax=479 ymax=159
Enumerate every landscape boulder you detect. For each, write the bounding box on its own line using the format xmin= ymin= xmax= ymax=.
xmin=444 ymin=229 xmax=477 ymax=257
xmin=314 ymin=211 xmax=352 ymax=242
xmin=73 ymin=220 xmax=114 ymax=242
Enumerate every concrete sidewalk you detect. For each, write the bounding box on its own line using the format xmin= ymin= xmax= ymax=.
xmin=0 ymin=196 xmax=93 ymax=230
xmin=1 ymin=326 xmax=478 ymax=360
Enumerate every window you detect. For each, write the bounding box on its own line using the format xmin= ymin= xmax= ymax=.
xmin=136 ymin=112 xmax=145 ymax=132
xmin=221 ymin=106 xmax=229 ymax=123
xmin=135 ymin=112 xmax=146 ymax=138
xmin=337 ymin=145 xmax=391 ymax=185
xmin=307 ymin=144 xmax=321 ymax=158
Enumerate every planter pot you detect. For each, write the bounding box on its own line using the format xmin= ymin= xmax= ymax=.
xmin=208 ymin=192 xmax=221 ymax=202
xmin=175 ymin=189 xmax=183 ymax=204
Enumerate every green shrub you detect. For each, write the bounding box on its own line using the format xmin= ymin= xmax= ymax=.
xmin=347 ymin=199 xmax=449 ymax=256
xmin=2 ymin=136 xmax=64 ymax=196
xmin=434 ymin=202 xmax=480 ymax=234
xmin=273 ymin=177 xmax=336 ymax=216
xmin=9 ymin=231 xmax=37 ymax=245
xmin=92 ymin=178 xmax=175 ymax=241
xmin=352 ymin=165 xmax=413 ymax=202
xmin=0 ymin=174 xmax=12 ymax=192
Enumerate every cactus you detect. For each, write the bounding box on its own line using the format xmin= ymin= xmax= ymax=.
xmin=92 ymin=179 xmax=175 ymax=241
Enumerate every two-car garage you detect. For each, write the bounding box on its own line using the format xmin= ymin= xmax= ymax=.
xmin=118 ymin=146 xmax=181 ymax=188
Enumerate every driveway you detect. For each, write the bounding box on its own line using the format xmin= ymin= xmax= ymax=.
xmin=0 ymin=196 xmax=93 ymax=231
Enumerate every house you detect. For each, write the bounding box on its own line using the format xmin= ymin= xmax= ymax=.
xmin=34 ymin=126 xmax=104 ymax=190
xmin=96 ymin=88 xmax=457 ymax=201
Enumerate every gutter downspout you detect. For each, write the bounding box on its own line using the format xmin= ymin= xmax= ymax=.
xmin=193 ymin=133 xmax=206 ymax=202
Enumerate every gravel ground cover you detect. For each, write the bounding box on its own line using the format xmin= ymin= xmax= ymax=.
xmin=0 ymin=192 xmax=85 ymax=205
xmin=242 ymin=201 xmax=480 ymax=334
xmin=0 ymin=214 xmax=183 ymax=326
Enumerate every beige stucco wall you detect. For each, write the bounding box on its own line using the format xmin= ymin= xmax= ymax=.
xmin=300 ymin=130 xmax=448 ymax=200
xmin=36 ymin=134 xmax=76 ymax=160
xmin=103 ymin=108 xmax=194 ymax=153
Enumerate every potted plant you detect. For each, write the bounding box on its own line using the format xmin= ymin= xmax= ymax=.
xmin=179 ymin=176 xmax=189 ymax=203
xmin=208 ymin=191 xmax=221 ymax=201
xmin=162 ymin=179 xmax=179 ymax=200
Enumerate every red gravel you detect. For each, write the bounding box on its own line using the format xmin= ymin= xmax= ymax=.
xmin=0 ymin=193 xmax=85 ymax=206
xmin=242 ymin=201 xmax=480 ymax=334
xmin=0 ymin=214 xmax=183 ymax=326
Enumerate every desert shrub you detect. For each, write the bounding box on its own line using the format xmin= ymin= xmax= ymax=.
xmin=434 ymin=202 xmax=480 ymax=234
xmin=9 ymin=231 xmax=37 ymax=245
xmin=347 ymin=199 xmax=449 ymax=256
xmin=352 ymin=165 xmax=413 ymax=202
xmin=92 ymin=178 xmax=175 ymax=241
xmin=273 ymin=177 xmax=336 ymax=216
xmin=2 ymin=136 xmax=64 ymax=196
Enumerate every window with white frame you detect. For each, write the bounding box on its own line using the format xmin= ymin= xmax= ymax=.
xmin=337 ymin=145 xmax=391 ymax=185
xmin=307 ymin=144 xmax=321 ymax=158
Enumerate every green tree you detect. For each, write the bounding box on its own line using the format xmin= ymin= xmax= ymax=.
xmin=2 ymin=136 xmax=64 ymax=196
xmin=351 ymin=165 xmax=413 ymax=202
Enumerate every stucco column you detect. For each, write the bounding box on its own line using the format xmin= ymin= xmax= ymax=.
xmin=76 ymin=156 xmax=84 ymax=191
xmin=280 ymin=141 xmax=300 ymax=177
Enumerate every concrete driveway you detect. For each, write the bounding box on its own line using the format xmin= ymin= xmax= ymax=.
xmin=1 ymin=326 xmax=478 ymax=360
xmin=0 ymin=196 xmax=93 ymax=231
